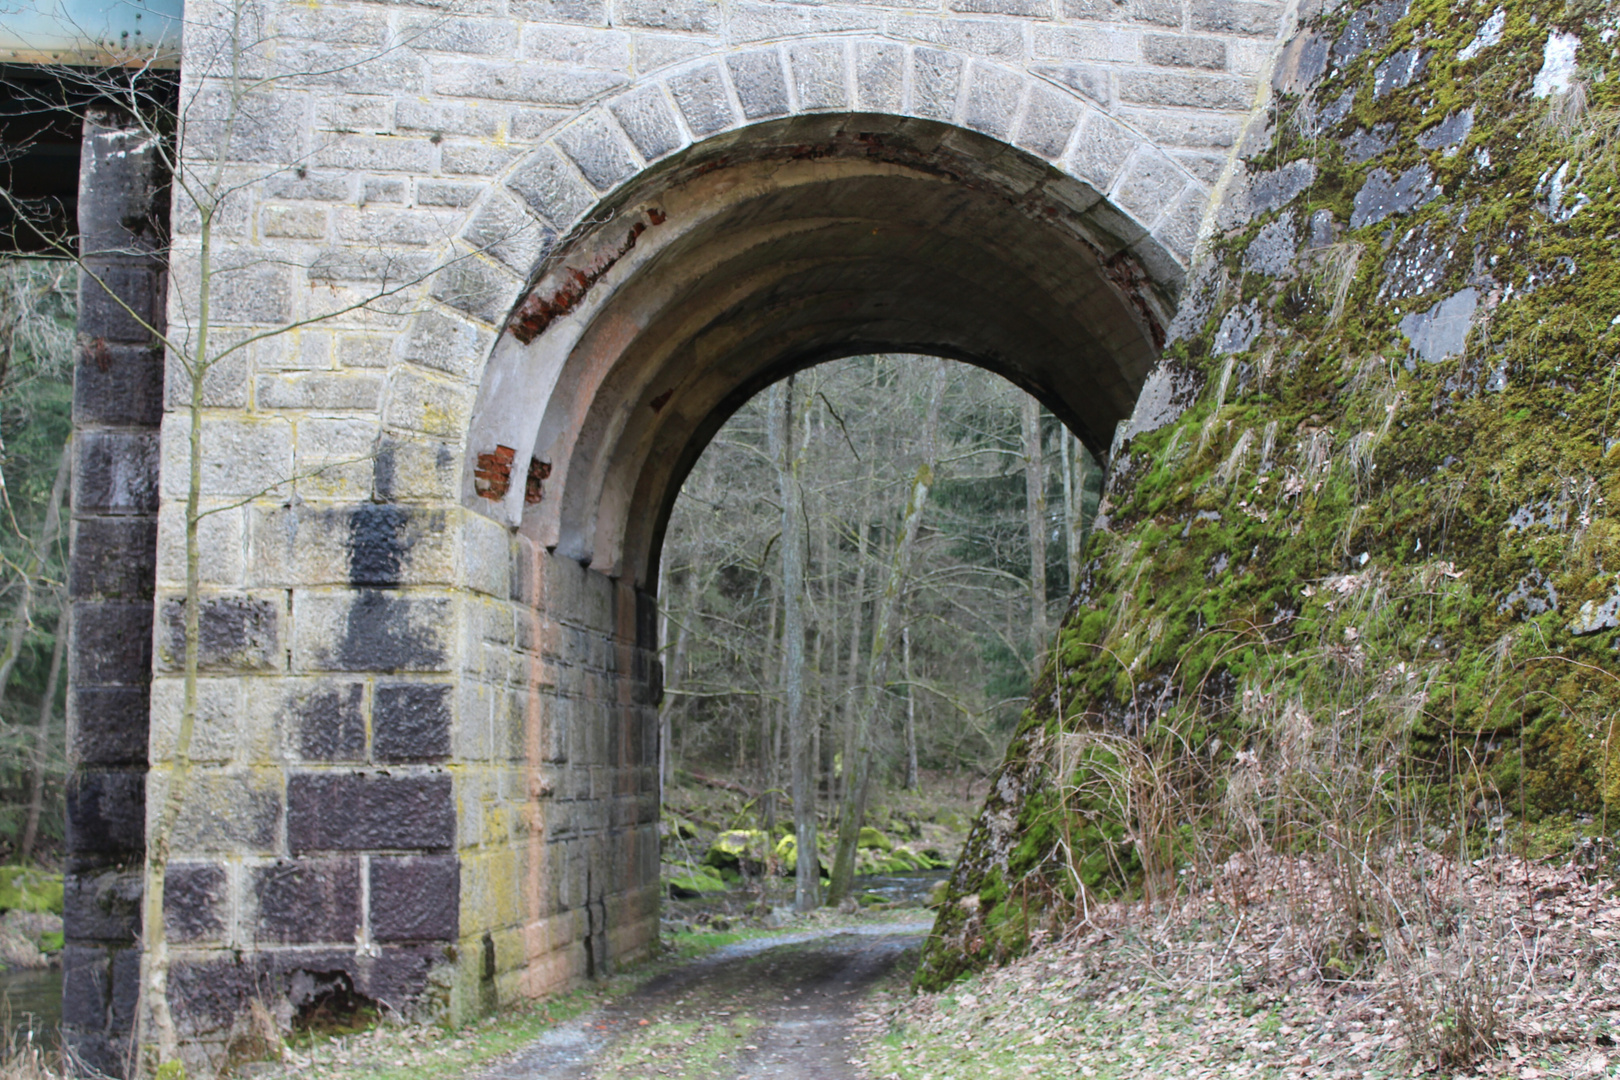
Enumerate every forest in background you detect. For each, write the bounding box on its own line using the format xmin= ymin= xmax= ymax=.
xmin=0 ymin=258 xmax=76 ymax=866
xmin=657 ymin=354 xmax=1102 ymax=818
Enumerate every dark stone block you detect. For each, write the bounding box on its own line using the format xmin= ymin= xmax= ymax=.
xmin=332 ymin=590 xmax=448 ymax=672
xmin=70 ymin=516 xmax=157 ymax=600
xmin=110 ymin=945 xmax=140 ymax=1030
xmin=159 ymin=594 xmax=279 ymax=672
xmin=253 ymin=857 xmax=361 ymax=944
xmin=69 ymin=686 xmax=149 ymax=765
xmin=373 ymin=683 xmax=451 ymax=763
xmin=168 ymin=954 xmax=258 ymax=1038
xmin=348 ymin=503 xmax=409 ymax=586
xmin=73 ymin=341 xmax=165 ymax=427
xmin=69 ymin=601 xmax=153 ymax=686
xmin=64 ymin=868 xmax=142 ymax=943
xmin=61 ymin=944 xmax=111 ymax=1028
xmin=296 ymin=682 xmax=366 ymax=761
xmin=164 ymin=862 xmax=228 ymax=944
xmin=73 ymin=430 xmax=160 ymax=514
xmin=370 ymin=855 xmax=458 ymax=942
xmin=635 ymin=588 xmax=657 ymax=650
xmin=66 ymin=769 xmax=146 ymax=859
xmin=287 ymin=772 xmax=454 ymax=853
xmin=79 ymin=265 xmax=164 ymax=344
xmin=78 ymin=112 xmax=169 ymax=259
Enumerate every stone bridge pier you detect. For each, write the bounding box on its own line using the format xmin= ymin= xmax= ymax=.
xmin=58 ymin=0 xmax=1297 ymax=1071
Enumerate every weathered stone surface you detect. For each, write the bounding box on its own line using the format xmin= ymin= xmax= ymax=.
xmin=164 ymin=863 xmax=228 ymax=944
xmin=253 ymin=858 xmax=361 ymax=944
xmin=1398 ymin=288 xmax=1478 ymax=365
xmin=1350 ymin=163 xmax=1438 ymax=229
xmin=374 ymin=683 xmax=453 ymax=762
xmin=287 ymin=773 xmax=455 ymax=852
xmin=370 ymin=855 xmax=459 ymax=941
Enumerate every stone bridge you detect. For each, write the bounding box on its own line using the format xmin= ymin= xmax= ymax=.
xmin=58 ymin=0 xmax=1299 ymax=1070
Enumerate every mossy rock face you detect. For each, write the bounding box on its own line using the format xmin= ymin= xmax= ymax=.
xmin=666 ymin=865 xmax=728 ymax=899
xmin=921 ymin=0 xmax=1620 ymax=992
xmin=703 ymin=829 xmax=769 ymax=874
xmin=857 ymin=826 xmax=893 ymax=852
xmin=0 ymin=868 xmax=63 ymax=915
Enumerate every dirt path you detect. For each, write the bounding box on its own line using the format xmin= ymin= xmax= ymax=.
xmin=475 ymin=923 xmax=928 ymax=1080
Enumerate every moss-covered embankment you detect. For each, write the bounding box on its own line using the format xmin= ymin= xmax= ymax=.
xmin=921 ymin=0 xmax=1620 ymax=989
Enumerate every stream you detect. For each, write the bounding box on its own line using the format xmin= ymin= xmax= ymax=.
xmin=0 ymin=967 xmax=61 ymax=1048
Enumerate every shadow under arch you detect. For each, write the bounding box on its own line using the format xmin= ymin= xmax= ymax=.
xmin=463 ymin=112 xmax=1186 ymax=587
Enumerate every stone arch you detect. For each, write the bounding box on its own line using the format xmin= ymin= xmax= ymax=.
xmin=399 ymin=40 xmax=1211 ymax=583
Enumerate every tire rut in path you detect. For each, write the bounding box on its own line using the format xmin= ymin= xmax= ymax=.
xmin=477 ymin=924 xmax=928 ymax=1080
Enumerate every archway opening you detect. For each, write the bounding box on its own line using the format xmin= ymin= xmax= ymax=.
xmin=464 ymin=112 xmax=1182 ymax=591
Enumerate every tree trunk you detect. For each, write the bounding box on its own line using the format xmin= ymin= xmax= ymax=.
xmin=902 ymin=623 xmax=918 ymax=791
xmin=19 ymin=597 xmax=66 ymax=863
xmin=771 ymin=377 xmax=819 ymax=910
xmin=0 ymin=438 xmax=70 ymax=711
xmin=1022 ymin=396 xmax=1048 ymax=664
xmin=840 ymin=503 xmax=868 ymax=810
xmin=827 ymin=360 xmax=949 ymax=905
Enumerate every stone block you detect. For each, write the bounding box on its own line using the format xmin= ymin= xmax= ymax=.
xmin=71 ymin=517 xmax=157 ymax=600
xmin=66 ymin=769 xmax=146 ymax=860
xmin=1015 ymin=84 xmax=1081 ymax=160
xmin=272 ymin=7 xmax=386 ymax=47
xmin=309 ymin=134 xmax=436 ymax=174
xmin=306 ymin=248 xmax=434 ymax=284
xmin=293 ymin=417 xmax=378 ymax=503
xmin=728 ymin=50 xmax=790 ymax=121
xmin=375 ymin=683 xmax=453 ymax=763
xmin=887 ymin=14 xmax=1024 ymax=58
xmin=521 ymin=25 xmax=632 ymax=68
xmin=732 ymin=3 xmax=879 ymax=44
xmin=74 ymin=341 xmax=164 ymax=427
xmin=399 ymin=15 xmax=519 ymax=55
xmin=287 ymin=772 xmax=455 ymax=852
xmin=315 ymin=95 xmax=392 ymax=134
xmin=372 ymin=436 xmax=463 ymax=503
xmin=618 ymin=0 xmax=719 ymax=32
xmin=416 ymin=180 xmax=485 ymax=208
xmin=166 ymin=955 xmax=259 ymax=1039
xmin=362 ymin=177 xmax=406 ymax=204
xmin=911 ymin=48 xmax=965 ymax=121
xmin=1067 ymin=110 xmax=1141 ymax=191
xmin=856 ymin=42 xmax=905 ymax=113
xmin=157 ymin=593 xmax=281 ymax=673
xmin=1115 ymin=105 xmax=1243 ymax=149
xmin=395 ymin=102 xmax=502 ymax=141
xmin=164 ymin=335 xmax=251 ymax=410
xmin=149 ymin=677 xmax=247 ymax=764
xmin=61 ymin=944 xmax=112 ymax=1028
xmin=69 ymin=601 xmax=152 ymax=687
xmin=431 ymin=61 xmax=628 ymax=106
xmin=260 ymin=206 xmax=328 ymax=244
xmin=431 ymin=253 xmax=520 ymax=325
xmin=557 ymin=113 xmax=642 ymax=191
xmin=1118 ymin=70 xmax=1253 ymax=110
xmin=1144 ymin=33 xmax=1228 ymax=69
xmin=268 ymin=679 xmax=367 ymax=763
xmin=163 ymin=770 xmax=282 ymax=853
xmin=74 ymin=431 xmax=160 ymax=516
xmin=668 ymin=63 xmax=736 ymax=136
xmin=63 ymin=867 xmax=142 ymax=943
xmin=255 ymin=372 xmax=384 ymax=411
xmin=292 ymin=590 xmax=453 ymax=673
xmin=443 ymin=142 xmax=527 ymax=177
xmin=507 ymin=145 xmax=599 ymax=228
xmin=77 ymin=119 xmax=167 ymax=258
xmin=963 ymin=63 xmax=1024 ymax=139
xmin=509 ymin=0 xmax=608 ymax=24
xmin=1190 ymin=0 xmax=1283 ymax=36
xmin=68 ymin=687 xmax=149 ymax=766
xmin=154 ymin=503 xmax=242 ymax=589
xmin=335 ymin=207 xmax=460 ymax=247
xmin=951 ymin=0 xmax=1052 ymax=14
xmin=790 ymin=41 xmax=848 ymax=111
xmin=402 ymin=310 xmax=494 ymax=382
xmin=1034 ymin=62 xmax=1111 ymax=106
xmin=164 ymin=862 xmax=228 ymax=944
xmin=370 ymin=855 xmax=459 ymax=942
xmin=252 ymin=857 xmax=361 ymax=944
xmin=384 ymin=367 xmax=477 ymax=439
xmin=1152 ymin=184 xmax=1210 ymax=264
xmin=264 ymin=172 xmax=352 ymax=201
xmin=610 ymin=86 xmax=685 ymax=163
xmin=336 ymin=334 xmax=393 ymax=369
xmin=633 ymin=33 xmax=713 ymax=74
xmin=1034 ymin=25 xmax=1140 ymax=63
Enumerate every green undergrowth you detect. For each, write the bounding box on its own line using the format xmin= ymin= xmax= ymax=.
xmin=922 ymin=0 xmax=1620 ymax=992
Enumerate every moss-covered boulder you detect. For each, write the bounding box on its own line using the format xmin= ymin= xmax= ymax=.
xmin=0 ymin=868 xmax=62 ymax=915
xmin=922 ymin=0 xmax=1620 ymax=991
xmin=665 ymin=864 xmax=727 ymax=899
xmin=703 ymin=829 xmax=769 ymax=875
xmin=774 ymin=834 xmax=830 ymax=878
xmin=857 ymin=826 xmax=893 ymax=852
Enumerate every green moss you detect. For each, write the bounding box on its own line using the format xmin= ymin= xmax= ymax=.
xmin=0 ymin=867 xmax=63 ymax=915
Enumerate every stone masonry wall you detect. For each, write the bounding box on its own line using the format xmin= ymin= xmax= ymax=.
xmin=63 ymin=0 xmax=1315 ymax=1068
